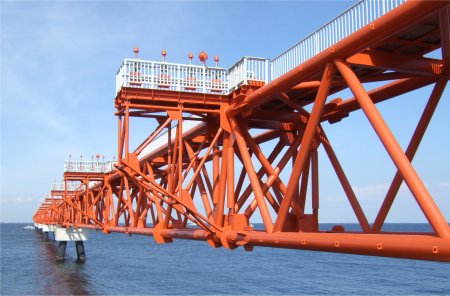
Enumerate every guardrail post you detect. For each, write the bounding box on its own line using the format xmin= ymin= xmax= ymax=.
xmin=177 ymin=65 xmax=181 ymax=91
xmin=150 ymin=61 xmax=154 ymax=89
xmin=202 ymin=67 xmax=206 ymax=93
xmin=243 ymin=57 xmax=248 ymax=85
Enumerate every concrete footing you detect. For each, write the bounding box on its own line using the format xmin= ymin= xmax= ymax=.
xmin=55 ymin=227 xmax=87 ymax=241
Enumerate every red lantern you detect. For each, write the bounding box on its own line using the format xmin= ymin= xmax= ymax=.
xmin=198 ymin=51 xmax=208 ymax=64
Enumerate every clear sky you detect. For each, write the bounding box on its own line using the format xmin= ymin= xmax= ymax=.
xmin=1 ymin=0 xmax=449 ymax=224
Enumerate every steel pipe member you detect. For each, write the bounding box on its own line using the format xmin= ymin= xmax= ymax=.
xmin=75 ymin=241 xmax=86 ymax=263
xmin=56 ymin=241 xmax=67 ymax=263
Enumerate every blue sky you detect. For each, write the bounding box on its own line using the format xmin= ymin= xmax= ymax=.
xmin=1 ymin=0 xmax=449 ymax=224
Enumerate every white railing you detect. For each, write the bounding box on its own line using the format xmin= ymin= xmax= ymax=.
xmin=116 ymin=59 xmax=229 ymax=95
xmin=116 ymin=0 xmax=404 ymax=92
xmin=51 ymin=182 xmax=81 ymax=191
xmin=228 ymin=57 xmax=269 ymax=91
xmin=271 ymin=0 xmax=407 ymax=79
xmin=64 ymin=161 xmax=118 ymax=173
xmin=116 ymin=57 xmax=269 ymax=95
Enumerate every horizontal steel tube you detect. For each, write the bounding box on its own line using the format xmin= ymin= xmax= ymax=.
xmin=232 ymin=231 xmax=450 ymax=262
xmin=77 ymin=224 xmax=450 ymax=262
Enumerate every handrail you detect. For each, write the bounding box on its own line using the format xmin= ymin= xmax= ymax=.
xmin=64 ymin=161 xmax=117 ymax=173
xmin=51 ymin=182 xmax=80 ymax=191
xmin=116 ymin=1 xmax=408 ymax=93
xmin=270 ymin=0 xmax=407 ymax=79
xmin=116 ymin=57 xmax=269 ymax=95
xmin=228 ymin=56 xmax=270 ymax=91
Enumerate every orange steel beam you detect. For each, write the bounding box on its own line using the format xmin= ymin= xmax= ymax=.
xmin=226 ymin=0 xmax=448 ymax=117
xmin=334 ymin=59 xmax=449 ymax=238
xmin=72 ymin=224 xmax=449 ymax=262
xmin=346 ymin=51 xmax=443 ymax=77
xmin=372 ymin=78 xmax=448 ymax=232
xmin=273 ymin=62 xmax=336 ymax=233
xmin=440 ymin=8 xmax=450 ymax=71
xmin=34 ymin=1 xmax=450 ymax=262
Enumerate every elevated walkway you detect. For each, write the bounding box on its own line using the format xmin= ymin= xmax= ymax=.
xmin=34 ymin=0 xmax=450 ymax=262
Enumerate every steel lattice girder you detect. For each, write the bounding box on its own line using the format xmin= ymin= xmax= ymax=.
xmin=33 ymin=1 xmax=450 ymax=262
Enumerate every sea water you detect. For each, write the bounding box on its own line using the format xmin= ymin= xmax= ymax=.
xmin=1 ymin=223 xmax=449 ymax=295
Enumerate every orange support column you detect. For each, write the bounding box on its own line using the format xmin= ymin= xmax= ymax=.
xmin=231 ymin=118 xmax=274 ymax=233
xmin=274 ymin=63 xmax=335 ymax=232
xmin=226 ymin=134 xmax=235 ymax=214
xmin=311 ymin=149 xmax=319 ymax=231
xmin=216 ymin=133 xmax=228 ymax=226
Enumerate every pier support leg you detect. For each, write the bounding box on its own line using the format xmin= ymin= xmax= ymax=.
xmin=43 ymin=232 xmax=49 ymax=242
xmin=75 ymin=241 xmax=86 ymax=263
xmin=55 ymin=227 xmax=88 ymax=263
xmin=56 ymin=241 xmax=67 ymax=263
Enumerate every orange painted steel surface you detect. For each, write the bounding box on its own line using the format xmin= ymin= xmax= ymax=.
xmin=34 ymin=1 xmax=450 ymax=262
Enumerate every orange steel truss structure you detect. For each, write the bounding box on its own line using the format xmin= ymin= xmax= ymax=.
xmin=34 ymin=0 xmax=450 ymax=262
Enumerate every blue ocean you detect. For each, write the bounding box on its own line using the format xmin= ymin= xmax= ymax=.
xmin=1 ymin=223 xmax=449 ymax=295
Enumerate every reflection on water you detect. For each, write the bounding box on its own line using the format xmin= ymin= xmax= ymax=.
xmin=35 ymin=232 xmax=92 ymax=295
